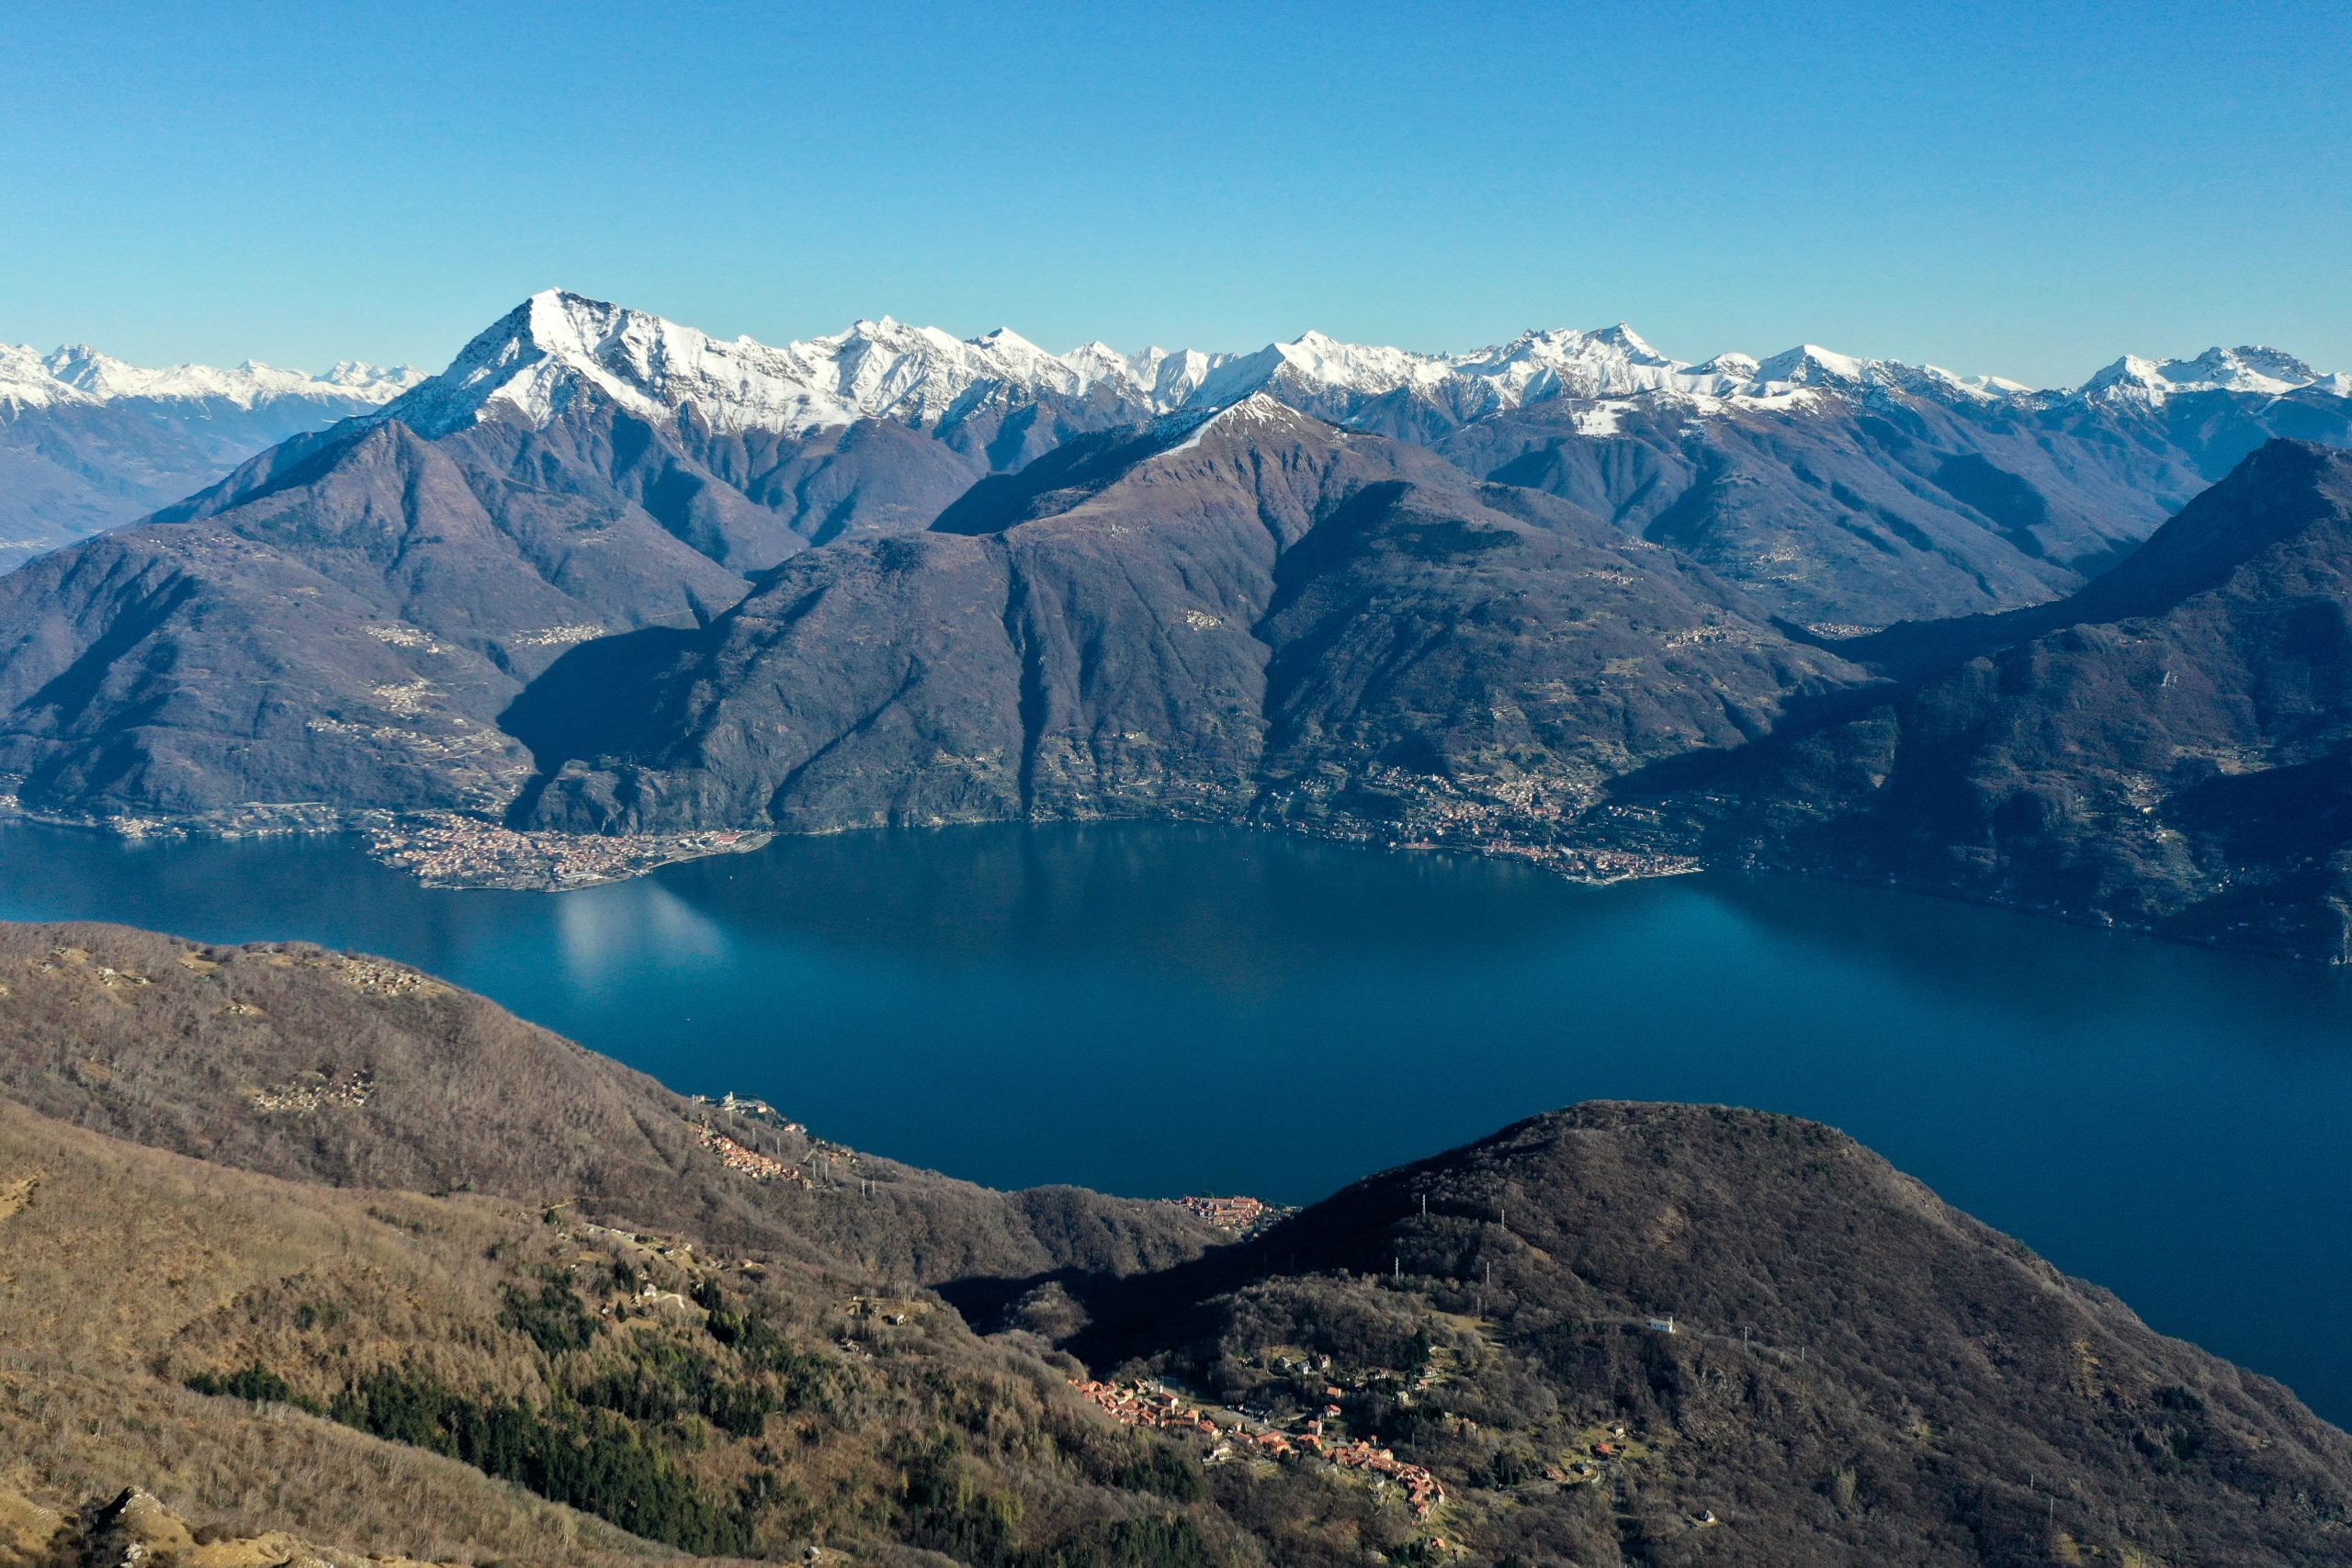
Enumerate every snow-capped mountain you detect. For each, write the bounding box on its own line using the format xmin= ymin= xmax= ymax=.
xmin=1741 ymin=344 xmax=2018 ymax=404
xmin=385 ymin=291 xmax=1141 ymax=437
xmin=12 ymin=287 xmax=2347 ymax=621
xmin=2080 ymin=345 xmax=2336 ymax=404
xmin=0 ymin=343 xmax=422 ymax=414
xmin=363 ymin=289 xmax=1838 ymax=440
xmin=383 ymin=289 xmax=2350 ymax=447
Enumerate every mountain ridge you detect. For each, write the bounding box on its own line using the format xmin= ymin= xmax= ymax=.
xmin=505 ymin=398 xmax=1862 ymax=847
xmin=0 ymin=342 xmax=423 ymax=414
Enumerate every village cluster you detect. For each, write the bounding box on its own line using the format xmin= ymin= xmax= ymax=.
xmin=1166 ymin=1194 xmax=1271 ymax=1230
xmin=249 ymin=1068 xmax=377 ymax=1115
xmin=362 ymin=813 xmax=765 ymax=889
xmin=686 ymin=1091 xmax=805 ymax=1134
xmin=691 ymin=1121 xmax=808 ymax=1185
xmin=1272 ymin=767 xmax=1702 ymax=886
xmin=1070 ymin=1379 xmax=1446 ymax=1520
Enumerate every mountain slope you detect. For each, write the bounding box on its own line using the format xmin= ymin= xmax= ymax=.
xmin=1429 ymin=356 xmax=2352 ymax=626
xmin=2 ymin=291 xmax=2347 ymax=885
xmin=0 ymin=416 xmax=752 ymax=819
xmin=370 ymin=297 xmax=2352 ymax=626
xmin=0 ymin=1099 xmax=690 ymax=1566
xmin=8 ymin=929 xmax=2347 ymax=1565
xmin=368 ymin=291 xmax=1171 ymax=564
xmin=1628 ymin=439 xmax=2352 ymax=960
xmin=0 ymin=344 xmax=421 ymax=571
xmin=508 ymin=400 xmax=1863 ymax=851
xmin=0 ymin=1081 xmax=1244 ymax=1566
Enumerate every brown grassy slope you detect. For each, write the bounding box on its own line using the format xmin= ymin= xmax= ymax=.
xmin=0 ymin=920 xmax=1213 ymax=1286
xmin=0 ymin=1098 xmax=685 ymax=1564
xmin=0 ymin=1089 xmax=1357 ymax=1567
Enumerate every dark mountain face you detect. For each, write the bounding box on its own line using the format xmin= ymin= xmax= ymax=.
xmin=1050 ymin=1102 xmax=2352 ymax=1567
xmin=510 ymin=401 xmax=1863 ymax=844
xmin=454 ymin=383 xmax=1159 ymax=570
xmin=1632 ymin=441 xmax=2352 ymax=961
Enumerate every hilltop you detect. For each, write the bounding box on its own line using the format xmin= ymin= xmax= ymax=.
xmin=1051 ymin=1103 xmax=2352 ymax=1565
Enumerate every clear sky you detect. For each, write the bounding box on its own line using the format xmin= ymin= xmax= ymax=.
xmin=4 ymin=0 xmax=2347 ymax=387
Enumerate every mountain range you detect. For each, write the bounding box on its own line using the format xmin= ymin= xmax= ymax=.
xmin=4 ymin=919 xmax=2347 ymax=1565
xmin=286 ymin=299 xmax=2352 ymax=626
xmin=13 ymin=292 xmax=2352 ymax=621
xmin=3 ymin=292 xmax=2352 ymax=958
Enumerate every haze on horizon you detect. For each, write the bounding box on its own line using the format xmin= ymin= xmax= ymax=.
xmin=3 ymin=0 xmax=2347 ymax=387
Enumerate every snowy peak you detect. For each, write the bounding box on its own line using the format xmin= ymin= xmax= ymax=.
xmin=0 ymin=340 xmax=422 ymax=413
xmin=1190 ymin=332 xmax=1447 ymax=410
xmin=1742 ymin=344 xmax=1998 ymax=403
xmin=2082 ymin=345 xmax=2333 ymax=403
xmin=1449 ymin=325 xmax=1706 ymax=403
xmin=1150 ymin=390 xmax=1324 ymax=460
xmin=1749 ymin=344 xmax=1869 ymax=386
xmin=389 ymin=290 xmax=856 ymax=435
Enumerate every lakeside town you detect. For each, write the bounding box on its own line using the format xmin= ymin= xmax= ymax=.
xmin=362 ymin=813 xmax=772 ymax=889
xmin=0 ymin=776 xmax=1702 ymax=897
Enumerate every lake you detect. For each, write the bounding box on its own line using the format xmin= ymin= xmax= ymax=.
xmin=1 ymin=818 xmax=2347 ymax=1422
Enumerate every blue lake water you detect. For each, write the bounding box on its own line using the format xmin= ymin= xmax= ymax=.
xmin=1 ymin=818 xmax=2346 ymax=1422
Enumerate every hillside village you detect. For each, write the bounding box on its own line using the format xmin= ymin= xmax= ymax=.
xmin=1071 ymin=1377 xmax=1448 ymax=1519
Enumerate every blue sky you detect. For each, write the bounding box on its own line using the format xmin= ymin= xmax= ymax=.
xmin=4 ymin=0 xmax=2347 ymax=385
